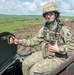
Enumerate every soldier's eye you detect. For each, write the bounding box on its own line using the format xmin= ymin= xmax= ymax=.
xmin=46 ymin=12 xmax=55 ymax=16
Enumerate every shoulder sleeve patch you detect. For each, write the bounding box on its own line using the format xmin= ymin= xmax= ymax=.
xmin=67 ymin=30 xmax=72 ymax=36
xmin=62 ymin=26 xmax=72 ymax=37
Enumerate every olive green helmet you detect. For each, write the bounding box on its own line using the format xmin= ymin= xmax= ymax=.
xmin=42 ymin=2 xmax=60 ymax=17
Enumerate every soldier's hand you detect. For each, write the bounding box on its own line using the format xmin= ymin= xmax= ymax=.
xmin=48 ymin=41 xmax=59 ymax=52
xmin=9 ymin=36 xmax=19 ymax=44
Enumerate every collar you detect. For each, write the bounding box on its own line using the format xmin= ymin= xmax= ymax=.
xmin=45 ymin=20 xmax=57 ymax=30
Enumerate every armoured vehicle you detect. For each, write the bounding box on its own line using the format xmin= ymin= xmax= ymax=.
xmin=0 ymin=32 xmax=74 ymax=75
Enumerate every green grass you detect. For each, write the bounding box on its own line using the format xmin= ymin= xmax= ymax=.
xmin=0 ymin=15 xmax=43 ymax=22
xmin=60 ymin=16 xmax=74 ymax=21
xmin=0 ymin=20 xmax=45 ymax=32
xmin=0 ymin=15 xmax=45 ymax=32
xmin=0 ymin=15 xmax=73 ymax=32
xmin=0 ymin=22 xmax=23 ymax=32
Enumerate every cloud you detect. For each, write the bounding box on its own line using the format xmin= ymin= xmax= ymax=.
xmin=60 ymin=0 xmax=74 ymax=16
xmin=50 ymin=0 xmax=74 ymax=16
xmin=69 ymin=0 xmax=74 ymax=10
xmin=0 ymin=0 xmax=74 ymax=16
xmin=0 ymin=0 xmax=21 ymax=14
xmin=0 ymin=0 xmax=47 ymax=15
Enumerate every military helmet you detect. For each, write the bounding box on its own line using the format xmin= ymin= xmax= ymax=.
xmin=42 ymin=2 xmax=60 ymax=17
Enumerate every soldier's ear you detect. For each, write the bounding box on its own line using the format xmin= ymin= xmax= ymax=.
xmin=55 ymin=12 xmax=60 ymax=18
xmin=55 ymin=14 xmax=57 ymax=18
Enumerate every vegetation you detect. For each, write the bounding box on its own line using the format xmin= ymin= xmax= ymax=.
xmin=0 ymin=14 xmax=73 ymax=32
xmin=0 ymin=15 xmax=45 ymax=32
xmin=60 ymin=16 xmax=74 ymax=21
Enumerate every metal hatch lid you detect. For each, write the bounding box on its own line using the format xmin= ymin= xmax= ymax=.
xmin=0 ymin=32 xmax=17 ymax=74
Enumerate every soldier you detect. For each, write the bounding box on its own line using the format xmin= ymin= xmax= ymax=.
xmin=10 ymin=2 xmax=74 ymax=75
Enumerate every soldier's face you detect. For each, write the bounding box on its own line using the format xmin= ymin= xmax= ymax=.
xmin=45 ymin=12 xmax=56 ymax=22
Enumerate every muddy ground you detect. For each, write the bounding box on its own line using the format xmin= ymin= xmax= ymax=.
xmin=13 ymin=21 xmax=74 ymax=54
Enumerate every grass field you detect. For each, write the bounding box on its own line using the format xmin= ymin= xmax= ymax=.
xmin=0 ymin=15 xmax=74 ymax=32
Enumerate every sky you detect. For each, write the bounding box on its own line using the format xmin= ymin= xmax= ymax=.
xmin=0 ymin=0 xmax=74 ymax=16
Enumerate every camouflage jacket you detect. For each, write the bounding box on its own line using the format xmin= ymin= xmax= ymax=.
xmin=19 ymin=20 xmax=74 ymax=57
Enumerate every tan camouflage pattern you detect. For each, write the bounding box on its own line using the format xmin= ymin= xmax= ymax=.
xmin=22 ymin=51 xmax=64 ymax=75
xmin=19 ymin=27 xmax=44 ymax=46
xmin=22 ymin=51 xmax=43 ymax=75
xmin=30 ymin=57 xmax=63 ymax=75
xmin=19 ymin=20 xmax=74 ymax=75
xmin=42 ymin=2 xmax=60 ymax=14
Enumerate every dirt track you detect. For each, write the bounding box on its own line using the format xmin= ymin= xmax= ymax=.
xmin=13 ymin=21 xmax=74 ymax=54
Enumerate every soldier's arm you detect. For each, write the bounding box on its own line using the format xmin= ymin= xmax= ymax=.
xmin=18 ymin=27 xmax=44 ymax=46
xmin=58 ymin=26 xmax=74 ymax=54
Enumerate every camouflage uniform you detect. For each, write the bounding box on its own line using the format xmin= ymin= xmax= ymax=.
xmin=18 ymin=2 xmax=74 ymax=75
